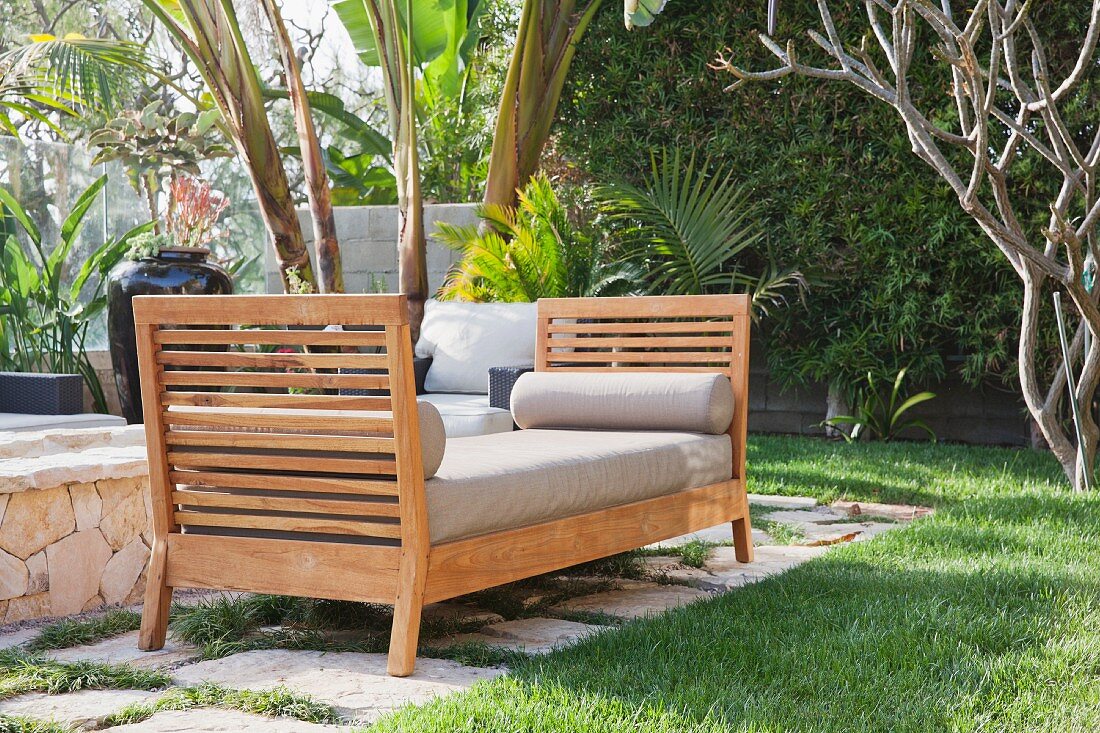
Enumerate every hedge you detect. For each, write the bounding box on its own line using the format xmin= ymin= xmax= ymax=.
xmin=555 ymin=1 xmax=1089 ymax=394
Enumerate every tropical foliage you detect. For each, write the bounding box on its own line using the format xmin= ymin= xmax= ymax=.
xmin=824 ymin=368 xmax=937 ymax=443
xmin=0 ymin=176 xmax=148 ymax=412
xmin=0 ymin=34 xmax=151 ymax=137
xmin=595 ymin=150 xmax=804 ymax=319
xmin=437 ymin=174 xmax=637 ymax=302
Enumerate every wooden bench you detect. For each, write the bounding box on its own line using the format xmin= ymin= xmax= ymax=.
xmin=134 ymin=293 xmax=753 ymax=676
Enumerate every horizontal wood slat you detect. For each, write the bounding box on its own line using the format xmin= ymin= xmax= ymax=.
xmin=134 ymin=294 xmax=409 ymax=326
xmin=167 ymin=451 xmax=397 ymax=475
xmin=170 ymin=490 xmax=401 ymax=517
xmin=164 ymin=534 xmax=400 ymax=602
xmin=162 ymin=409 xmax=393 ymax=432
xmin=545 ymin=336 xmax=732 ymax=349
xmin=155 ymin=329 xmax=386 ymax=347
xmin=539 ymin=294 xmax=747 ymax=319
xmin=173 ymin=511 xmax=401 ymax=538
xmin=545 ymin=320 xmax=736 ymax=334
xmin=159 ymin=371 xmax=389 ymax=391
xmin=544 ymin=351 xmax=731 ymax=364
xmin=158 ymin=351 xmax=388 ymax=370
xmin=165 ymin=431 xmax=396 ymax=454
xmin=161 ymin=392 xmax=392 ymax=411
xmin=169 ymin=470 xmax=399 ymax=496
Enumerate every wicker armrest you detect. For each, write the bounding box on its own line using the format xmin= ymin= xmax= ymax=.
xmin=0 ymin=372 xmax=84 ymax=415
xmin=413 ymin=357 xmax=431 ymax=395
xmin=488 ymin=366 xmax=534 ymax=410
xmin=339 ymin=357 xmax=431 ymax=396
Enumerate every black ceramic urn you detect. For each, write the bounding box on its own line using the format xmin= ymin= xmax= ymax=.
xmin=107 ymin=247 xmax=233 ymax=423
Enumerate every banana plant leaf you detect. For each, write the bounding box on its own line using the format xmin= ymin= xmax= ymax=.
xmin=332 ymin=0 xmax=485 ymax=100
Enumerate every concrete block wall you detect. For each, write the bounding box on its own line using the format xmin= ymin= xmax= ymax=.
xmin=745 ymin=337 xmax=1031 ymax=446
xmin=264 ymin=204 xmax=479 ymax=295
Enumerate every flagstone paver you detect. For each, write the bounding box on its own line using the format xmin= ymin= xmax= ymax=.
xmin=48 ymin=630 xmax=200 ymax=669
xmin=551 ymin=582 xmax=712 ymax=619
xmin=0 ymin=689 xmax=159 ymax=729
xmin=171 ymin=649 xmax=502 ymax=722
xmin=101 ymin=709 xmax=343 ymax=733
xmin=421 ymin=602 xmax=504 ymax=626
xmin=831 ymin=500 xmax=934 ymax=521
xmin=440 ymin=618 xmax=609 ymax=654
xmin=747 ymin=494 xmax=819 ymax=510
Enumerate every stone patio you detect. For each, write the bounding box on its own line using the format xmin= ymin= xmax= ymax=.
xmin=0 ymin=492 xmax=930 ymax=731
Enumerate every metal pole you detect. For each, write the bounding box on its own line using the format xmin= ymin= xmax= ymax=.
xmin=1054 ymin=291 xmax=1091 ymax=491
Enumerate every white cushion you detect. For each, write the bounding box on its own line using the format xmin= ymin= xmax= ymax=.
xmin=418 ymin=393 xmax=514 ymax=438
xmin=415 ymin=300 xmax=537 ymax=394
xmin=0 ymin=413 xmax=127 ymax=433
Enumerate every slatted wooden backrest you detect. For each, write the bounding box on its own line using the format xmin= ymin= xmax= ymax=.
xmin=133 ymin=294 xmax=427 ymax=552
xmin=536 ymin=294 xmax=751 ymax=480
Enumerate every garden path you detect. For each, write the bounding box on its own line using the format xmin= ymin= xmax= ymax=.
xmin=0 ymin=494 xmax=927 ymax=731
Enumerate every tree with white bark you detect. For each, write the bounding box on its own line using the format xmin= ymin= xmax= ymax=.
xmin=714 ymin=0 xmax=1100 ymax=490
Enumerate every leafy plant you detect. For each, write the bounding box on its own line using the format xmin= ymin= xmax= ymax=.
xmin=0 ymin=175 xmax=148 ymax=412
xmin=595 ymin=149 xmax=804 ymax=319
xmin=436 ymin=174 xmax=638 ymax=302
xmin=88 ymin=104 xmax=229 ymax=225
xmin=824 ymin=368 xmax=936 ymax=443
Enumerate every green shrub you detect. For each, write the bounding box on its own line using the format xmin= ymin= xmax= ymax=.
xmin=556 ymin=1 xmax=1070 ymax=392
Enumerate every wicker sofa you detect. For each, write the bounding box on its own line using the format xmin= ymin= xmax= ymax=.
xmin=132 ymin=293 xmax=753 ymax=676
xmin=0 ymin=372 xmax=126 ymax=432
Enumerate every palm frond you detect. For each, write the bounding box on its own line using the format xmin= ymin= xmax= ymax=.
xmin=594 ymin=149 xmax=765 ymax=296
xmin=0 ymin=36 xmax=151 ymax=118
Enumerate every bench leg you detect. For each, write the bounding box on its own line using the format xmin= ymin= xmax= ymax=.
xmin=138 ymin=539 xmax=173 ymax=650
xmin=387 ymin=548 xmax=428 ymax=677
xmin=732 ymin=514 xmax=754 ymax=563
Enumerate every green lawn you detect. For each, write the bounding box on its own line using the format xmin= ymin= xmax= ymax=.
xmin=375 ymin=435 xmax=1100 ymax=733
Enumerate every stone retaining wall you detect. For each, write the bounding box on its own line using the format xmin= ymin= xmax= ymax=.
xmin=0 ymin=427 xmax=151 ymax=622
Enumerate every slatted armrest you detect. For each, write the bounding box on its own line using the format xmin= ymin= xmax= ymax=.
xmin=489 ymin=366 xmax=534 ymax=410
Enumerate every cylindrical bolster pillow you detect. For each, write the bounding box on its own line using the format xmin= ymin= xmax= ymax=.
xmin=510 ymin=372 xmax=734 ymax=435
xmin=416 ymin=400 xmax=447 ymax=478
xmin=167 ymin=400 xmax=446 ymax=479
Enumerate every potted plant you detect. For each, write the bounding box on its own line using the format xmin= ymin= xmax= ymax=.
xmin=107 ymin=176 xmax=234 ymax=423
xmin=0 ymin=175 xmax=138 ymax=415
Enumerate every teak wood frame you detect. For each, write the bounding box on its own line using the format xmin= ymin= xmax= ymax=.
xmin=134 ymin=293 xmax=752 ymax=677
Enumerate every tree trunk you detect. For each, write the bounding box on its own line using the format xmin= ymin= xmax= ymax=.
xmin=364 ymin=0 xmax=428 ymax=338
xmin=261 ymin=0 xmax=344 ymax=294
xmin=482 ymin=0 xmax=603 ymax=209
xmin=824 ymin=382 xmax=850 ymax=440
xmin=146 ymin=0 xmax=318 ymax=294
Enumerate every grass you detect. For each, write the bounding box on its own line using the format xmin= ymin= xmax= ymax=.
xmin=369 ymin=435 xmax=1100 ymax=732
xmin=0 ymin=715 xmax=75 ymax=733
xmin=101 ymin=682 xmax=340 ymax=726
xmin=0 ymin=650 xmax=169 ymax=700
xmin=26 ymin=610 xmax=141 ymax=653
xmin=165 ymin=554 xmax=653 ymax=665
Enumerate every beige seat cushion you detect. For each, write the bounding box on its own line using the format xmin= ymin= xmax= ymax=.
xmin=425 ymin=428 xmax=732 ymax=543
xmin=510 ymin=372 xmax=734 ymax=435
